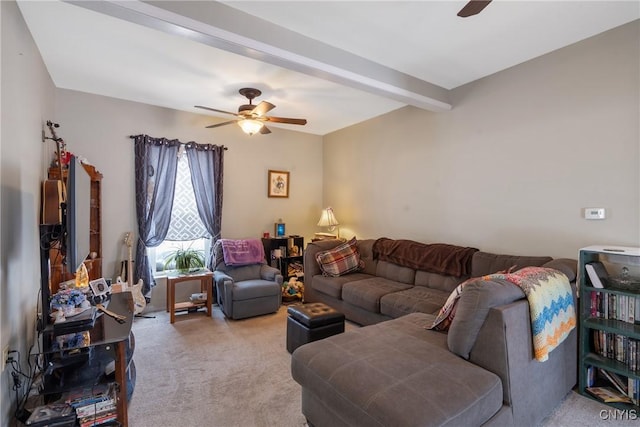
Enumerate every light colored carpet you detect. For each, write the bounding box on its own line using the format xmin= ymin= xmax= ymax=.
xmin=128 ymin=306 xmax=614 ymax=427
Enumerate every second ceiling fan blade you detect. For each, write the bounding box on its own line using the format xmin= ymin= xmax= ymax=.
xmin=205 ymin=120 xmax=237 ymax=129
xmin=195 ymin=105 xmax=239 ymax=116
xmin=251 ymin=101 xmax=276 ymax=117
xmin=265 ymin=116 xmax=307 ymax=125
xmin=457 ymin=0 xmax=492 ymax=17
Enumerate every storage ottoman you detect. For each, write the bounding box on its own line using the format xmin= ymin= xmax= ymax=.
xmin=286 ymin=302 xmax=345 ymax=354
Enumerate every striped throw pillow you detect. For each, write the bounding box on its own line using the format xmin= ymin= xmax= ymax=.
xmin=315 ymin=237 xmax=364 ymax=277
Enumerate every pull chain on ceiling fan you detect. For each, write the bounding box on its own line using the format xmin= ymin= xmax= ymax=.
xmin=195 ymin=88 xmax=307 ymax=136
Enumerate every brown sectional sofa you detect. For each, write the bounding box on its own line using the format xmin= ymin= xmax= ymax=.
xmin=292 ymin=238 xmax=578 ymax=427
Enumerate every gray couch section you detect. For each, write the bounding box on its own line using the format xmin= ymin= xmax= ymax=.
xmin=292 ymin=313 xmax=504 ymax=427
xmin=294 ymin=238 xmax=578 ymax=426
xmin=303 ymin=239 xmax=556 ymax=326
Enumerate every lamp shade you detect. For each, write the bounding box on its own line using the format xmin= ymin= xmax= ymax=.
xmin=317 ymin=207 xmax=339 ymax=230
xmin=238 ymin=119 xmax=263 ymax=136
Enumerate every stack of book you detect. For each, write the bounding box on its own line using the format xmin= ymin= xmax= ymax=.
xmin=586 ymin=367 xmax=640 ymax=405
xmin=589 ymin=291 xmax=640 ymax=324
xmin=62 ymin=383 xmax=117 ymax=426
xmin=287 ymin=261 xmax=304 ymax=279
xmin=592 ymin=330 xmax=639 ymax=371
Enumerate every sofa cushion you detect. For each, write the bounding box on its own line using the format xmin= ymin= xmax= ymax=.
xmin=291 ymin=313 xmax=503 ymax=427
xmin=429 ymin=277 xmax=478 ymax=332
xmin=471 ymin=251 xmax=552 ymax=277
xmin=542 ymin=258 xmax=577 ymax=282
xmin=311 ymin=273 xmax=374 ymax=299
xmin=447 ymin=279 xmax=525 ymax=359
xmin=342 ymin=277 xmax=412 ymax=313
xmin=355 ymin=239 xmax=378 ymax=275
xmin=430 ymin=266 xmax=518 ymax=332
xmin=220 ymin=264 xmax=263 ymax=282
xmin=231 ymin=279 xmax=282 ymax=301
xmin=375 ymin=260 xmax=416 ymax=284
xmin=380 ymin=286 xmax=450 ymax=318
xmin=315 ymin=237 xmax=364 ymax=277
xmin=414 ymin=270 xmax=467 ymax=293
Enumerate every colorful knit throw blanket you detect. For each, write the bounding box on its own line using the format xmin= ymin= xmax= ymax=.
xmin=220 ymin=239 xmax=265 ymax=266
xmin=490 ymin=267 xmax=576 ymax=362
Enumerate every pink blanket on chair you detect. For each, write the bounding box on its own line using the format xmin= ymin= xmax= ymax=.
xmin=220 ymin=239 xmax=265 ymax=266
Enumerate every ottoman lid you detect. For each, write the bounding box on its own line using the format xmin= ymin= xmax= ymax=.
xmin=287 ymin=303 xmax=345 ymax=328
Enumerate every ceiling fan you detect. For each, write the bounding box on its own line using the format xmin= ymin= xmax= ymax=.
xmin=457 ymin=0 xmax=492 ymax=17
xmin=195 ymin=88 xmax=307 ymax=136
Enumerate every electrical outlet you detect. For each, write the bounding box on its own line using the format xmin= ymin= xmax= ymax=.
xmin=2 ymin=346 xmax=9 ymax=371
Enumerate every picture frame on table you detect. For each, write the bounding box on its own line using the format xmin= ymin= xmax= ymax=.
xmin=275 ymin=222 xmax=286 ymax=237
xmin=89 ymin=277 xmax=110 ymax=297
xmin=268 ymin=170 xmax=289 ymax=198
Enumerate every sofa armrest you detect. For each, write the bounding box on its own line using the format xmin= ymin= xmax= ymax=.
xmin=213 ymin=270 xmax=233 ymax=285
xmin=260 ymin=264 xmax=284 ymax=285
xmin=469 ymin=300 xmax=577 ymax=426
xmin=213 ymin=270 xmax=234 ymax=316
xmin=303 ymin=240 xmax=344 ymax=302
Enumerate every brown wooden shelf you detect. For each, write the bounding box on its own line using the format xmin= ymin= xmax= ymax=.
xmin=174 ymin=301 xmax=205 ymax=311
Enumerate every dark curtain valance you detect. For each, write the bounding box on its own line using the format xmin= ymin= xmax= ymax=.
xmin=129 ymin=135 xmax=227 ymax=151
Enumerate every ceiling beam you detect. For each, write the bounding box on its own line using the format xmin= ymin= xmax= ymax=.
xmin=67 ymin=0 xmax=452 ymax=112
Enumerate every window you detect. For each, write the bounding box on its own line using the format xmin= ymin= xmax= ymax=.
xmin=150 ymin=149 xmax=210 ymax=274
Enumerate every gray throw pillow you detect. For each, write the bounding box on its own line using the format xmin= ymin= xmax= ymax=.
xmin=447 ymin=278 xmax=525 ymax=359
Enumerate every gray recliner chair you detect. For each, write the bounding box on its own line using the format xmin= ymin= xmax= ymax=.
xmin=212 ymin=240 xmax=283 ymax=320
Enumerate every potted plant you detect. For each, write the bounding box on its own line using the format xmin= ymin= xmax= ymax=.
xmin=164 ymin=244 xmax=205 ymax=274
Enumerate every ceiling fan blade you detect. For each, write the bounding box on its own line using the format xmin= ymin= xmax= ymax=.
xmin=260 ymin=125 xmax=272 ymax=135
xmin=457 ymin=0 xmax=492 ymax=17
xmin=265 ymin=116 xmax=307 ymax=125
xmin=205 ymin=120 xmax=237 ymax=129
xmin=251 ymin=101 xmax=276 ymax=117
xmin=195 ymin=105 xmax=239 ymax=117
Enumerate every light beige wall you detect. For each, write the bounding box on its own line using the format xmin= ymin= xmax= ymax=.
xmin=323 ymin=21 xmax=640 ymax=259
xmin=1 ymin=0 xmax=56 ymax=422
xmin=54 ymin=90 xmax=323 ymax=279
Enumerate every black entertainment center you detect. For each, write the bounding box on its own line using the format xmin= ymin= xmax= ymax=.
xmin=30 ymin=140 xmax=134 ymax=426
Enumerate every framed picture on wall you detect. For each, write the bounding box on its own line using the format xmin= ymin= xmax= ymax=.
xmin=268 ymin=170 xmax=289 ymax=198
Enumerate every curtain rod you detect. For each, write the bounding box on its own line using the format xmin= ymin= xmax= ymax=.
xmin=128 ymin=135 xmax=227 ymax=150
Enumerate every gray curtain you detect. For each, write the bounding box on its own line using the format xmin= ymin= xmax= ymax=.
xmin=133 ymin=135 xmax=180 ymax=295
xmin=185 ymin=142 xmax=225 ymax=269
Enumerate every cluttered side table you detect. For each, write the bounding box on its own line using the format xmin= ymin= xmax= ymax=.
xmin=166 ymin=269 xmax=213 ymax=323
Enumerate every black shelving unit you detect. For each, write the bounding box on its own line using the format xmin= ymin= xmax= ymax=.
xmin=36 ymin=292 xmax=135 ymax=426
xmin=262 ymin=236 xmax=304 ymax=279
xmin=578 ymin=245 xmax=640 ymax=409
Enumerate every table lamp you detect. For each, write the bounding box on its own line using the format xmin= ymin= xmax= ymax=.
xmin=316 ymin=207 xmax=339 ymax=239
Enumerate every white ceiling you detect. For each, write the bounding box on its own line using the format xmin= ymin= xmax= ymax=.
xmin=17 ymin=1 xmax=639 ymax=136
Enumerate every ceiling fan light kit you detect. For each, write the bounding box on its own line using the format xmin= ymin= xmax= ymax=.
xmin=238 ymin=119 xmax=264 ymax=136
xmin=195 ymin=87 xmax=307 ymax=136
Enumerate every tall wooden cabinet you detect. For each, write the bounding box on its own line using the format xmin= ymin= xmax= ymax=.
xmin=48 ymin=164 xmax=102 ymax=292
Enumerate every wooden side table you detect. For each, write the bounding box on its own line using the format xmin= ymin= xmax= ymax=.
xmin=166 ymin=270 xmax=213 ymax=324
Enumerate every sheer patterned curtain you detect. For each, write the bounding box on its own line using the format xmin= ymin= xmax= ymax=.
xmin=185 ymin=142 xmax=225 ymax=269
xmin=133 ymin=135 xmax=180 ymax=294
